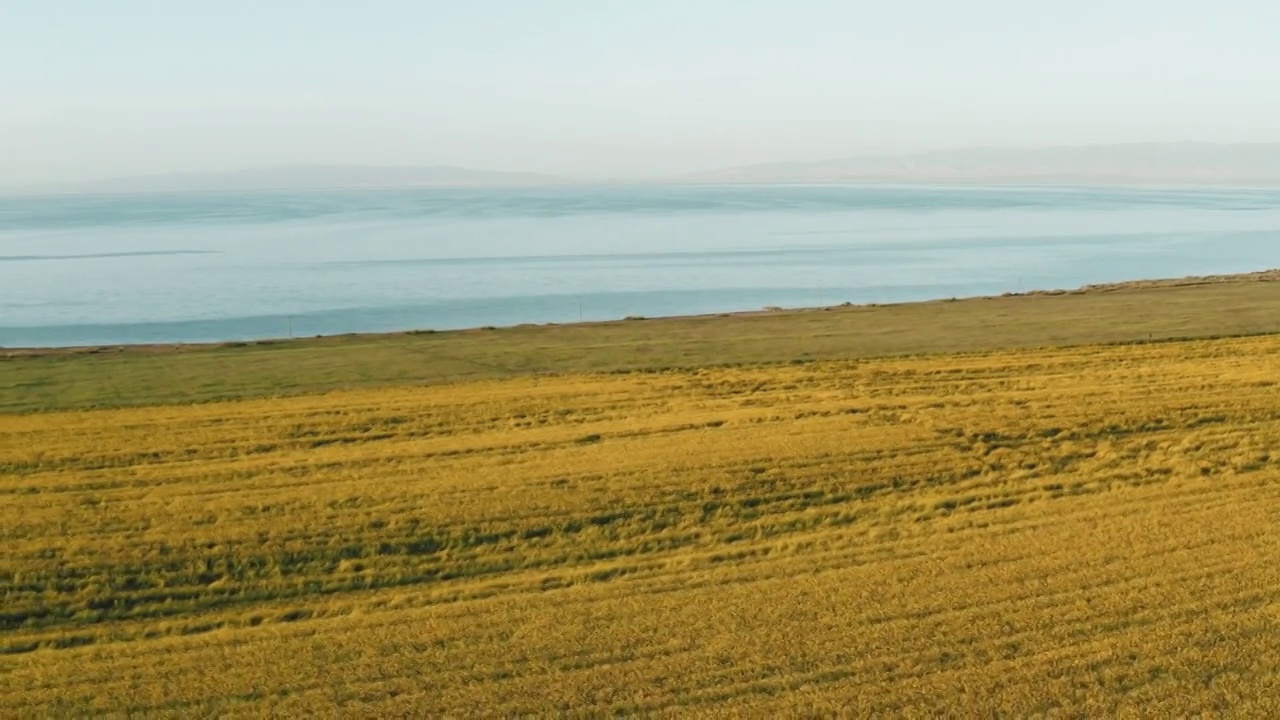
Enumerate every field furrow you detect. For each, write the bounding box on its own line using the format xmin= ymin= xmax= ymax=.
xmin=3 ymin=335 xmax=1279 ymax=715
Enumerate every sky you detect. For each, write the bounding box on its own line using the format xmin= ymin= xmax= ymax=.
xmin=2 ymin=0 xmax=1280 ymax=185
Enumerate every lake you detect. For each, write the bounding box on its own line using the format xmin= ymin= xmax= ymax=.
xmin=2 ymin=184 xmax=1278 ymax=348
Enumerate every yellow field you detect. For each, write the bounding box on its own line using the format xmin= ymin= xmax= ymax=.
xmin=4 ymin=336 xmax=1280 ymax=716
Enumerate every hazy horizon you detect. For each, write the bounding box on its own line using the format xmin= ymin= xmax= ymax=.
xmin=4 ymin=1 xmax=1280 ymax=186
xmin=7 ymin=142 xmax=1280 ymax=194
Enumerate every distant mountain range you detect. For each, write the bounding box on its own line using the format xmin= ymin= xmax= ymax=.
xmin=677 ymin=143 xmax=1280 ymax=186
xmin=10 ymin=164 xmax=569 ymax=194
xmin=6 ymin=143 xmax=1280 ymax=194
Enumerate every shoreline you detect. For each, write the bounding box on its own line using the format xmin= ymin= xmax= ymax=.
xmin=7 ymin=268 xmax=1280 ymax=412
xmin=5 ymin=268 xmax=1278 ymax=358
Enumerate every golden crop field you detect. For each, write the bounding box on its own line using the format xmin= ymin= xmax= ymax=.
xmin=4 ymin=336 xmax=1280 ymax=716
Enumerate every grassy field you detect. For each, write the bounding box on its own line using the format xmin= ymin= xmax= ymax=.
xmin=4 ymin=330 xmax=1280 ymax=715
xmin=4 ymin=277 xmax=1280 ymax=413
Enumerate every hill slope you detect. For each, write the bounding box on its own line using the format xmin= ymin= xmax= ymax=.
xmin=10 ymin=164 xmax=568 ymax=194
xmin=682 ymin=143 xmax=1280 ymax=185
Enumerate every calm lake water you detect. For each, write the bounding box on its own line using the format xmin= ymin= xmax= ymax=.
xmin=2 ymin=184 xmax=1278 ymax=347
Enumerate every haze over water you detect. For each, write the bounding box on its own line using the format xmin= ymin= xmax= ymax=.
xmin=2 ymin=184 xmax=1278 ymax=348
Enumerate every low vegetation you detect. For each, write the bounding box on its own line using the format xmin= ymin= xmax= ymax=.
xmin=4 ymin=334 xmax=1280 ymax=715
xmin=4 ymin=276 xmax=1279 ymax=413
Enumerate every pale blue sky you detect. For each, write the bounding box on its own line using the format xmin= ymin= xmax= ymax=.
xmin=2 ymin=0 xmax=1278 ymax=183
